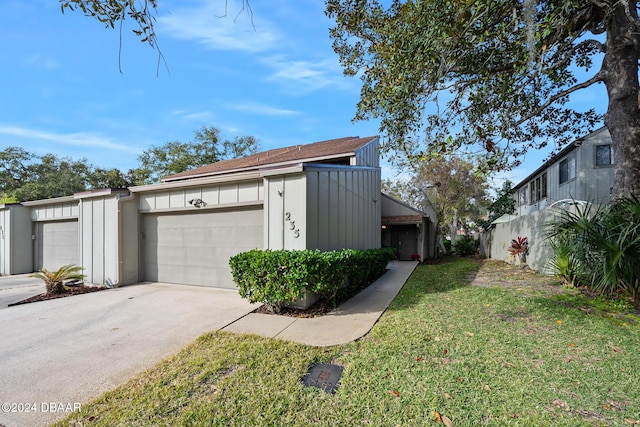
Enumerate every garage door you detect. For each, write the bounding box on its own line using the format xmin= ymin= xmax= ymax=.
xmin=35 ymin=220 xmax=79 ymax=271
xmin=143 ymin=208 xmax=263 ymax=288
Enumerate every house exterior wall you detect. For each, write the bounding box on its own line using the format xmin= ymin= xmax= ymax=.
xmin=353 ymin=139 xmax=380 ymax=167
xmin=0 ymin=204 xmax=32 ymax=275
xmin=77 ymin=191 xmax=136 ymax=286
xmin=29 ymin=198 xmax=79 ymax=221
xmin=514 ymin=128 xmax=614 ymax=217
xmin=137 ymin=180 xmax=263 ymax=212
xmin=305 ymin=165 xmax=381 ymax=251
xmin=264 ymin=173 xmax=307 ymax=250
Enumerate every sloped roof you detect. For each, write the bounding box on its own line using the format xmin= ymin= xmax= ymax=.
xmin=163 ymin=135 xmax=378 ymax=182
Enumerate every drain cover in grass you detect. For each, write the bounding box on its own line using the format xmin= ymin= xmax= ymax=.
xmin=302 ymin=363 xmax=344 ymax=393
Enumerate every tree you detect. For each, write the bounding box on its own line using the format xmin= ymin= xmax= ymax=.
xmin=327 ymin=0 xmax=640 ymax=198
xmin=479 ymin=180 xmax=517 ymax=229
xmin=137 ymin=125 xmax=259 ymax=184
xmin=383 ymin=155 xmax=490 ymax=248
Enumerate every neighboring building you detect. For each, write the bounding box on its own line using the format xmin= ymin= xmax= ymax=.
xmin=381 ymin=193 xmax=437 ymax=261
xmin=488 ymin=127 xmax=615 ymax=272
xmin=1 ymin=136 xmax=436 ymax=292
xmin=513 ymin=127 xmax=614 ymax=217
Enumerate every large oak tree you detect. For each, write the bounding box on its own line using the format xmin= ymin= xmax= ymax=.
xmin=327 ymin=0 xmax=640 ymax=198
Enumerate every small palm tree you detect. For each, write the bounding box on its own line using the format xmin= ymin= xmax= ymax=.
xmin=31 ymin=264 xmax=86 ymax=296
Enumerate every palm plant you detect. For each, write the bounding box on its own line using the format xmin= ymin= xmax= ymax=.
xmin=545 ymin=197 xmax=640 ymax=309
xmin=31 ymin=264 xmax=86 ymax=295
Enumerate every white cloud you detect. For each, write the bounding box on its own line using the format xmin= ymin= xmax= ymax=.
xmin=171 ymin=110 xmax=216 ymax=122
xmin=158 ymin=1 xmax=280 ymax=52
xmin=227 ymin=102 xmax=299 ymax=116
xmin=0 ymin=126 xmax=139 ymax=154
xmin=261 ymin=56 xmax=350 ymax=93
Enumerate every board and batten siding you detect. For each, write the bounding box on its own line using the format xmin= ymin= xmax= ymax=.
xmin=353 ymin=138 xmax=380 ymax=167
xmin=0 ymin=204 xmax=32 ymax=275
xmin=306 ymin=166 xmax=381 ymax=251
xmin=138 ymin=180 xmax=264 ymax=212
xmin=264 ymin=174 xmax=307 ymax=250
xmin=77 ymin=193 xmax=138 ymax=287
xmin=30 ymin=200 xmax=79 ymax=222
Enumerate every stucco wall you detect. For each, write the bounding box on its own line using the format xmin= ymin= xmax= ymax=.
xmin=489 ymin=208 xmax=559 ymax=274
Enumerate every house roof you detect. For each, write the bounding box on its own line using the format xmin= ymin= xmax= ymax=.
xmin=513 ymin=126 xmax=608 ymax=191
xmin=163 ymin=135 xmax=379 ymax=182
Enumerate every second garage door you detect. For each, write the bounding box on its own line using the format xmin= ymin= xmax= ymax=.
xmin=143 ymin=208 xmax=263 ymax=288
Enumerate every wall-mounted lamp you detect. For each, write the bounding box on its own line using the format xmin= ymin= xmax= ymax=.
xmin=188 ymin=198 xmax=206 ymax=208
xmin=381 ymin=224 xmax=387 ymax=229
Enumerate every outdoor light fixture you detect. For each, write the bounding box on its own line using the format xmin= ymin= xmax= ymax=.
xmin=188 ymin=198 xmax=205 ymax=208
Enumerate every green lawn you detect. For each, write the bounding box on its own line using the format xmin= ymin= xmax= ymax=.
xmin=57 ymin=258 xmax=640 ymax=426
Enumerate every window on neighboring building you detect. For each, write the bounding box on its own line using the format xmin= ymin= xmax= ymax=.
xmin=519 ymin=188 xmax=528 ymax=206
xmin=595 ymin=144 xmax=614 ymax=166
xmin=559 ymin=154 xmax=576 ymax=184
xmin=528 ymin=172 xmax=548 ymax=204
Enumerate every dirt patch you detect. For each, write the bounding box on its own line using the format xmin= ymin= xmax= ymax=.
xmin=8 ymin=285 xmax=108 ymax=306
xmin=467 ymin=259 xmax=562 ymax=294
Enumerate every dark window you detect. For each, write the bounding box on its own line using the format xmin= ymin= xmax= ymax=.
xmin=559 ymin=155 xmax=576 ymax=184
xmin=595 ymin=144 xmax=614 ymax=166
xmin=528 ymin=173 xmax=548 ymax=204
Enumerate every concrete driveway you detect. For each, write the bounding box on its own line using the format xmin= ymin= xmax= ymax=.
xmin=0 ymin=282 xmax=259 ymax=427
xmin=0 ymin=274 xmax=45 ymax=309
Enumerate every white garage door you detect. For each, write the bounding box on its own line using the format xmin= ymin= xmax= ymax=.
xmin=35 ymin=220 xmax=79 ymax=271
xmin=143 ymin=208 xmax=263 ymax=288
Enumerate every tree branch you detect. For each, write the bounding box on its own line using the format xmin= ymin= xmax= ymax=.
xmin=515 ymin=71 xmax=604 ymax=126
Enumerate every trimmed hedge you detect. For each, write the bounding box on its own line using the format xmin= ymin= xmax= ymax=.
xmin=229 ymin=247 xmax=395 ymax=310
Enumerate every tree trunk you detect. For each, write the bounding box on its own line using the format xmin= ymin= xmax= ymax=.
xmin=602 ymin=3 xmax=640 ymax=199
xmin=450 ymin=209 xmax=458 ymax=250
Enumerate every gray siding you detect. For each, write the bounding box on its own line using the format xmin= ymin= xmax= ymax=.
xmin=305 ymin=166 xmax=381 ymax=251
xmin=139 ymin=180 xmax=263 ymax=212
xmin=515 ymin=128 xmax=614 ymax=216
xmin=264 ymin=174 xmax=307 ymax=250
xmin=353 ymin=138 xmax=380 ymax=167
xmin=0 ymin=205 xmax=32 ymax=275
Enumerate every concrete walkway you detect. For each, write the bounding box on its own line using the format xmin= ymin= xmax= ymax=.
xmin=222 ymin=261 xmax=417 ymax=346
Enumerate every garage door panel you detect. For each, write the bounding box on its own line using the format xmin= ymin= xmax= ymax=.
xmin=37 ymin=220 xmax=79 ymax=271
xmin=144 ymin=209 xmax=263 ymax=288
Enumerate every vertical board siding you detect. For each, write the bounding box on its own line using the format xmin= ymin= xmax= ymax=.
xmin=305 ymin=167 xmax=380 ymax=251
xmin=354 ymin=138 xmax=380 ymax=167
xmin=31 ymin=201 xmax=79 ymax=221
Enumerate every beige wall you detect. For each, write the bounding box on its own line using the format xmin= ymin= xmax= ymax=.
xmin=489 ymin=208 xmax=560 ymax=273
xmin=138 ymin=180 xmax=264 ymax=212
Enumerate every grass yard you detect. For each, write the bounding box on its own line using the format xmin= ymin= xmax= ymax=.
xmin=57 ymin=258 xmax=640 ymax=426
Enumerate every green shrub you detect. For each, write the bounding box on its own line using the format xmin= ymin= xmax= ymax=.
xmin=229 ymin=248 xmax=395 ymax=311
xmin=455 ymin=235 xmax=478 ymax=257
xmin=545 ymin=196 xmax=640 ymax=309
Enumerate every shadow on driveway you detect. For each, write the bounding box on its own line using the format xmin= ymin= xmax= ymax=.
xmin=0 ymin=282 xmax=259 ymax=427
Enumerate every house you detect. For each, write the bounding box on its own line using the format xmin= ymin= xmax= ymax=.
xmin=1 ymin=136 xmax=437 ymax=291
xmin=513 ymin=126 xmax=614 ymax=216
xmin=381 ymin=193 xmax=437 ymax=260
xmin=487 ymin=127 xmax=615 ymax=271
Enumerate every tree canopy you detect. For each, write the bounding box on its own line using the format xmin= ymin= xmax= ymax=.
xmin=1 ymin=125 xmax=259 ymax=201
xmin=137 ymin=125 xmax=259 ymax=184
xmin=328 ymin=0 xmax=640 ymax=198
xmin=383 ymin=155 xmax=490 ymax=244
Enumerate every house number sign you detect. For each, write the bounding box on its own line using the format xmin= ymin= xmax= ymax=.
xmin=284 ymin=212 xmax=300 ymax=238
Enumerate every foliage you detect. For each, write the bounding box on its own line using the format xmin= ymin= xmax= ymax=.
xmin=547 ymin=233 xmax=582 ymax=287
xmin=478 ymin=180 xmax=517 ymax=230
xmin=508 ymin=236 xmax=529 ymax=257
xmin=30 ymin=264 xmax=86 ymax=295
xmin=382 ymin=155 xmax=490 ymax=243
xmin=0 ymin=194 xmax=18 ymax=204
xmin=58 ymin=258 xmax=640 ymax=427
xmin=454 ymin=235 xmax=478 ymax=257
xmin=327 ymin=0 xmax=640 ymax=198
xmin=229 ymin=248 xmax=395 ymax=311
xmin=545 ymin=197 xmax=640 ymax=308
xmin=137 ymin=125 xmax=259 ymax=184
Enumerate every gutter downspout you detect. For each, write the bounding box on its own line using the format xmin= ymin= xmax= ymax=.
xmin=114 ymin=191 xmax=136 ymax=287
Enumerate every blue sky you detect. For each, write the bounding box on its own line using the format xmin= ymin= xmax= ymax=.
xmin=0 ymin=0 xmax=608 ymax=188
